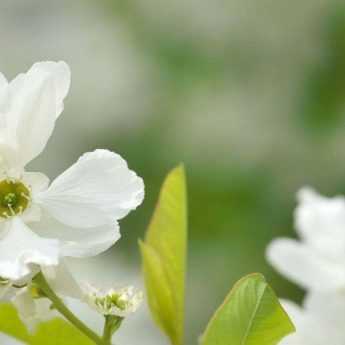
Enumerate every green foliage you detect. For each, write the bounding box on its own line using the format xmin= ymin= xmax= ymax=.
xmin=300 ymin=5 xmax=345 ymax=133
xmin=0 ymin=303 xmax=29 ymax=343
xmin=201 ymin=274 xmax=295 ymax=345
xmin=0 ymin=303 xmax=93 ymax=345
xmin=140 ymin=165 xmax=187 ymax=345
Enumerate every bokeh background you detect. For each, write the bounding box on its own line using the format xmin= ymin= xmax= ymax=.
xmin=1 ymin=0 xmax=345 ymax=344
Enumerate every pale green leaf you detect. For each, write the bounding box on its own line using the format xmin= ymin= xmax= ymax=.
xmin=140 ymin=165 xmax=187 ymax=345
xmin=32 ymin=318 xmax=94 ymax=345
xmin=201 ymin=274 xmax=295 ymax=345
xmin=139 ymin=242 xmax=176 ymax=339
xmin=0 ymin=303 xmax=30 ymax=343
xmin=0 ymin=303 xmax=93 ymax=345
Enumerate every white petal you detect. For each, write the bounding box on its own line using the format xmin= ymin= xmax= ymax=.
xmin=278 ymin=299 xmax=304 ymax=345
xmin=293 ymin=292 xmax=345 ymax=345
xmin=0 ymin=217 xmax=59 ymax=280
xmin=266 ymin=238 xmax=345 ymax=291
xmin=279 ymin=298 xmax=333 ymax=345
xmin=13 ymin=287 xmax=56 ymax=332
xmin=20 ymin=173 xmax=50 ymax=223
xmin=1 ymin=61 xmax=70 ymax=169
xmin=0 ymin=73 xmax=8 ymax=111
xmin=280 ymin=299 xmax=304 ymax=324
xmin=12 ymin=288 xmax=36 ymax=331
xmin=41 ymin=261 xmax=83 ymax=299
xmin=30 ymin=210 xmax=120 ymax=258
xmin=36 ymin=149 xmax=144 ymax=228
xmin=295 ymin=187 xmax=345 ymax=256
xmin=303 ymin=291 xmax=345 ymax=329
xmin=28 ymin=61 xmax=70 ymax=115
xmin=23 ymin=172 xmax=50 ymax=194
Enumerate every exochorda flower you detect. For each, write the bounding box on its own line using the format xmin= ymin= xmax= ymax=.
xmin=266 ymin=187 xmax=345 ymax=344
xmin=83 ymin=283 xmax=143 ymax=317
xmin=0 ymin=62 xmax=144 ymax=281
xmin=12 ymin=263 xmax=142 ymax=331
xmin=267 ymin=187 xmax=345 ymax=292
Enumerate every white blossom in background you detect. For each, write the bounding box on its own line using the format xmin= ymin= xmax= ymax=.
xmin=280 ymin=291 xmax=345 ymax=345
xmin=84 ymin=283 xmax=143 ymax=317
xmin=266 ymin=186 xmax=345 ymax=344
xmin=267 ymin=187 xmax=345 ymax=292
xmin=0 ymin=62 xmax=144 ymax=281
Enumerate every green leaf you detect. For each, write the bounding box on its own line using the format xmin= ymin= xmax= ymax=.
xmin=0 ymin=303 xmax=93 ymax=345
xmin=32 ymin=318 xmax=94 ymax=345
xmin=140 ymin=165 xmax=187 ymax=345
xmin=0 ymin=303 xmax=30 ymax=343
xmin=201 ymin=274 xmax=295 ymax=345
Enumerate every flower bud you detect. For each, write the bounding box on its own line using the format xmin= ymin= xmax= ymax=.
xmin=84 ymin=284 xmax=143 ymax=317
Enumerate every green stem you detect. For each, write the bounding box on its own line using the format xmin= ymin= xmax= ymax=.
xmin=33 ymin=272 xmax=108 ymax=345
xmin=102 ymin=315 xmax=122 ymax=343
xmin=102 ymin=316 xmax=113 ymax=343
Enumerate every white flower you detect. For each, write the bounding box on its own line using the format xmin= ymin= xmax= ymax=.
xmin=280 ymin=291 xmax=345 ymax=345
xmin=0 ymin=62 xmax=144 ymax=281
xmin=267 ymin=187 xmax=345 ymax=291
xmin=84 ymin=283 xmax=143 ymax=317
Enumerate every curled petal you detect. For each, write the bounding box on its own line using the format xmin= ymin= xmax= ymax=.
xmin=0 ymin=61 xmax=70 ymax=169
xmin=30 ymin=210 xmax=120 ymax=258
xmin=36 ymin=149 xmax=144 ymax=228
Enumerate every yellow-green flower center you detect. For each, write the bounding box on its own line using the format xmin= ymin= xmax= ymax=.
xmin=0 ymin=180 xmax=30 ymax=218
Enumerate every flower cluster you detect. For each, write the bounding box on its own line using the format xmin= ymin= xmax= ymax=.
xmin=0 ymin=61 xmax=145 ymax=339
xmin=84 ymin=284 xmax=143 ymax=317
xmin=267 ymin=188 xmax=345 ymax=344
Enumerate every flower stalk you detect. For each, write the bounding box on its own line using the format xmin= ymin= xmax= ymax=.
xmin=102 ymin=315 xmax=122 ymax=343
xmin=33 ymin=272 xmax=108 ymax=345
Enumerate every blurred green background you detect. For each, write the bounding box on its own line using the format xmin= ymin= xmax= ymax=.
xmin=2 ymin=0 xmax=345 ymax=344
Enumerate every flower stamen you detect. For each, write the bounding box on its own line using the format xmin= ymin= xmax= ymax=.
xmin=21 ymin=192 xmax=31 ymax=201
xmin=8 ymin=204 xmax=15 ymax=216
xmin=0 ymin=180 xmax=31 ymax=218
